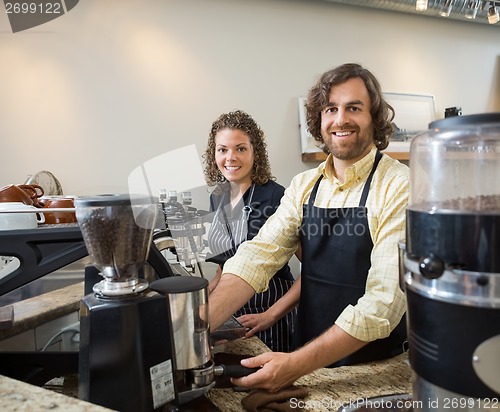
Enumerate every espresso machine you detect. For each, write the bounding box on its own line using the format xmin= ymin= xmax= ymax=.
xmin=156 ymin=190 xmax=207 ymax=274
xmin=401 ymin=113 xmax=500 ymax=411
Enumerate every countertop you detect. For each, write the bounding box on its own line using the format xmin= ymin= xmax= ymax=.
xmin=0 ymin=336 xmax=412 ymax=411
xmin=0 ymin=281 xmax=83 ymax=340
xmin=0 ymin=282 xmax=412 ymax=411
xmin=0 ymin=374 xmax=113 ymax=411
xmin=208 ymin=338 xmax=412 ymax=411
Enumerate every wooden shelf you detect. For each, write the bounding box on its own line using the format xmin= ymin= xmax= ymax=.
xmin=384 ymin=151 xmax=410 ymax=161
xmin=302 ymin=152 xmax=327 ymax=162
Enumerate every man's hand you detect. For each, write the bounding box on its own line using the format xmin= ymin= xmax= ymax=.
xmin=230 ymin=352 xmax=302 ymax=392
xmin=230 ymin=324 xmax=369 ymax=391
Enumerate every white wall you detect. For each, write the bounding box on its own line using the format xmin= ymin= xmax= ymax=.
xmin=1 ymin=0 xmax=500 ymax=200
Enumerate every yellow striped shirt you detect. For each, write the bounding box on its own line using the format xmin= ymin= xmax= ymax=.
xmin=223 ymin=147 xmax=409 ymax=342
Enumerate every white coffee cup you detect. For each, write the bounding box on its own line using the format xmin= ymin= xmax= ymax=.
xmin=0 ymin=202 xmax=45 ymax=230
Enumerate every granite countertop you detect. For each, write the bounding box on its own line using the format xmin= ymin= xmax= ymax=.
xmin=0 ymin=281 xmax=83 ymax=340
xmin=0 ymin=374 xmax=112 ymax=412
xmin=208 ymin=337 xmax=412 ymax=411
xmin=0 ymin=282 xmax=412 ymax=411
xmin=0 ymin=336 xmax=412 ymax=412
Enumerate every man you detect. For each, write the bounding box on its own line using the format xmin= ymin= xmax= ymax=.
xmin=208 ymin=63 xmax=409 ymax=392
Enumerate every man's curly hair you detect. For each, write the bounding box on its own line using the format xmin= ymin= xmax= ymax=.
xmin=305 ymin=63 xmax=395 ymax=153
xmin=203 ymin=110 xmax=275 ymax=187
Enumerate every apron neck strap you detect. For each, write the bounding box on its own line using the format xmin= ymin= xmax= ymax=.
xmin=243 ymin=183 xmax=255 ymax=216
xmin=358 ymin=150 xmax=383 ymax=207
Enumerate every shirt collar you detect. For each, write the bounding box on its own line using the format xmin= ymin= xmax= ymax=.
xmin=322 ymin=147 xmax=378 ymax=185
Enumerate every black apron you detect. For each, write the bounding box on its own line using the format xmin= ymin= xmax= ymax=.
xmin=296 ymin=151 xmax=406 ymax=367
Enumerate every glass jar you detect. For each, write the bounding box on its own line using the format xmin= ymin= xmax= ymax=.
xmin=406 ymin=113 xmax=500 ymax=273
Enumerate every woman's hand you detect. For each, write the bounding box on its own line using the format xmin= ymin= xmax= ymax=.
xmin=237 ymin=277 xmax=300 ymax=336
xmin=237 ymin=312 xmax=276 ymax=338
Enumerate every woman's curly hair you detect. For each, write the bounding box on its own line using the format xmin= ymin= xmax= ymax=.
xmin=203 ymin=110 xmax=275 ymax=187
xmin=305 ymin=63 xmax=395 ymax=153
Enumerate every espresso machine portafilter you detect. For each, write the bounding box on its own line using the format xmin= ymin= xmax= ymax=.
xmin=401 ymin=114 xmax=500 ymax=411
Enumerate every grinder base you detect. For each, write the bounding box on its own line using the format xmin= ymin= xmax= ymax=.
xmin=79 ymin=290 xmax=178 ymax=411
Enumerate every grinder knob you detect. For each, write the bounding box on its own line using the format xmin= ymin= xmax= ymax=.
xmin=419 ymin=254 xmax=445 ymax=279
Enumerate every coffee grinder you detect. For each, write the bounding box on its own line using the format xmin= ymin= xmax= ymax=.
xmin=75 ymin=194 xmax=178 ymax=411
xmin=402 ymin=113 xmax=500 ymax=411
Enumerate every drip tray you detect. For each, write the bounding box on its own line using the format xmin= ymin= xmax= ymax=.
xmin=338 ymin=393 xmax=413 ymax=412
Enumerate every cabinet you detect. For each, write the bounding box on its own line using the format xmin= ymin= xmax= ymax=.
xmin=0 ymin=311 xmax=79 ymax=351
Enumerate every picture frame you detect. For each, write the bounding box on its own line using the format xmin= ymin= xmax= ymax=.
xmin=383 ymin=92 xmax=436 ymax=141
xmin=298 ymin=96 xmax=322 ymax=155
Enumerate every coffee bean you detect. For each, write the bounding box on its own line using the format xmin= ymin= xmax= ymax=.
xmin=418 ymin=194 xmax=500 ymax=212
xmin=79 ymin=206 xmax=153 ymax=280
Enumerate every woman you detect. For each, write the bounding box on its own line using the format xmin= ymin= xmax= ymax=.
xmin=203 ymin=110 xmax=296 ymax=352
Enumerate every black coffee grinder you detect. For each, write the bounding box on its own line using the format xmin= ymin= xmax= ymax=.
xmin=403 ymin=114 xmax=500 ymax=411
xmin=75 ymin=194 xmax=178 ymax=411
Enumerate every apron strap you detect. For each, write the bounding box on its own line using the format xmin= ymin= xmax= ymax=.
xmin=242 ymin=183 xmax=255 ymax=221
xmin=358 ymin=150 xmax=383 ymax=207
xmin=308 ymin=175 xmax=323 ymax=206
xmin=218 ymin=192 xmax=237 ymax=252
xmin=219 ymin=183 xmax=256 ymax=249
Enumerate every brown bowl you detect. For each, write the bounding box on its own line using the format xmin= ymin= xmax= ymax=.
xmin=41 ymin=197 xmax=76 ymax=224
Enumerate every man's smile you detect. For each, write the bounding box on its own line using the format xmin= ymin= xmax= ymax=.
xmin=333 ymin=130 xmax=355 ymax=137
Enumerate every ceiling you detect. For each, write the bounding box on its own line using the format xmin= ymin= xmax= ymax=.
xmin=322 ymin=0 xmax=500 ymax=27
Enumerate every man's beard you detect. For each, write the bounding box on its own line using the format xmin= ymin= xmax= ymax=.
xmin=323 ymin=131 xmax=373 ymax=161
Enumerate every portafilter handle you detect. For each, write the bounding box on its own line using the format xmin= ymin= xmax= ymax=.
xmin=213 ymin=364 xmax=260 ymax=378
